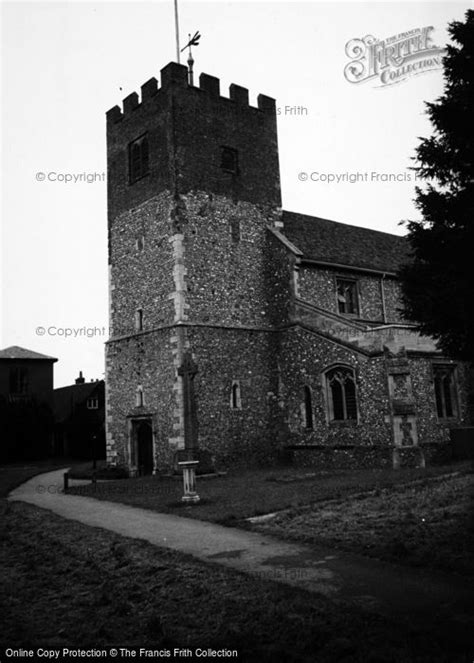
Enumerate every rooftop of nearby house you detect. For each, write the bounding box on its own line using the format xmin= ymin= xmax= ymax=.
xmin=0 ymin=345 xmax=58 ymax=361
xmin=53 ymin=375 xmax=104 ymax=423
xmin=281 ymin=211 xmax=411 ymax=274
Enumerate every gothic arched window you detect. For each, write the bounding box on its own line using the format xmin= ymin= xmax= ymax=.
xmin=325 ymin=366 xmax=358 ymax=422
xmin=433 ymin=365 xmax=457 ymax=419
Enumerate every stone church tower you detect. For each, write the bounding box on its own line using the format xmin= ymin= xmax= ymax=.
xmin=106 ymin=62 xmax=284 ymax=473
xmin=106 ymin=62 xmax=472 ymax=474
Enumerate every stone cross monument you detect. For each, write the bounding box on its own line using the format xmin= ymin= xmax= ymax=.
xmin=177 ymin=351 xmax=199 ymax=459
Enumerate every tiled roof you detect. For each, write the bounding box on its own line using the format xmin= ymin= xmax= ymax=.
xmin=281 ymin=211 xmax=411 ymax=273
xmin=0 ymin=345 xmax=58 ymax=361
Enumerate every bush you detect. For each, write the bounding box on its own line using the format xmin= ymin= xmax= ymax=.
xmin=95 ymin=465 xmax=129 ymax=480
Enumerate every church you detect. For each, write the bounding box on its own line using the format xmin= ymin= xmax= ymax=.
xmin=105 ymin=61 xmax=472 ymax=474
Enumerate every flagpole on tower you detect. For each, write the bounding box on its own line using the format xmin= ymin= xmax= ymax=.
xmin=174 ymin=0 xmax=181 ymax=63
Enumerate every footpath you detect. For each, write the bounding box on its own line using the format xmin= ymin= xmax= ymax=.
xmin=9 ymin=468 xmax=473 ymax=621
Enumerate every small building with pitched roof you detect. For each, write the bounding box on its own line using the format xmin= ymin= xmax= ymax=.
xmin=0 ymin=345 xmax=57 ymax=406
xmin=53 ymin=372 xmax=105 ymax=459
xmin=0 ymin=345 xmax=57 ymax=460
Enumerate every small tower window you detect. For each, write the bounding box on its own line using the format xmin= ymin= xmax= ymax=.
xmin=136 ymin=387 xmax=144 ymax=408
xmin=221 ymin=146 xmax=239 ymax=174
xmin=135 ymin=308 xmax=143 ymax=331
xmin=87 ymin=397 xmax=99 ymax=410
xmin=230 ymin=381 xmax=242 ymax=409
xmin=129 ymin=134 xmax=149 ymax=184
xmin=230 ymin=218 xmax=241 ymax=242
xmin=302 ymin=386 xmax=313 ymax=429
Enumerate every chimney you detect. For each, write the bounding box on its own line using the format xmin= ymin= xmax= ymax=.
xmin=75 ymin=371 xmax=85 ymax=385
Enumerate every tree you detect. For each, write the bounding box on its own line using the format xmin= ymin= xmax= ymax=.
xmin=400 ymin=10 xmax=474 ymax=361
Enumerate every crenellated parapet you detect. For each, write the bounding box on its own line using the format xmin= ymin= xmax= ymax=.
xmin=106 ymin=62 xmax=276 ymax=125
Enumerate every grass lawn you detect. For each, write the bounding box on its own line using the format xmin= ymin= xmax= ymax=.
xmin=68 ymin=461 xmax=470 ymax=524
xmin=68 ymin=461 xmax=473 ymax=578
xmin=1 ymin=499 xmax=473 ymax=662
xmin=250 ymin=472 xmax=474 ymax=577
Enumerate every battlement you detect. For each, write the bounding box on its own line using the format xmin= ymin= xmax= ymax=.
xmin=106 ymin=62 xmax=276 ymax=125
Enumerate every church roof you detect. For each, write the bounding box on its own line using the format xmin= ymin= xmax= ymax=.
xmin=0 ymin=345 xmax=58 ymax=361
xmin=281 ymin=211 xmax=411 ymax=274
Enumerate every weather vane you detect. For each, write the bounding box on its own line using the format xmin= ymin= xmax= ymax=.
xmin=181 ymin=30 xmax=201 ymax=85
xmin=173 ymin=0 xmax=201 ymax=80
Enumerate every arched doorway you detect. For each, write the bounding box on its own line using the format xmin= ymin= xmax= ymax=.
xmin=136 ymin=420 xmax=153 ymax=475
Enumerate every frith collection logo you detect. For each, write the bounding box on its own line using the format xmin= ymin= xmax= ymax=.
xmin=344 ymin=26 xmax=446 ymax=87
